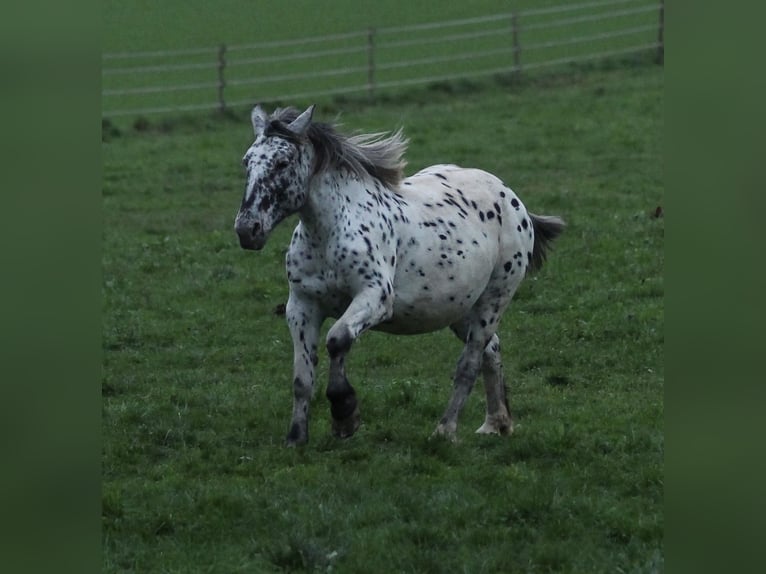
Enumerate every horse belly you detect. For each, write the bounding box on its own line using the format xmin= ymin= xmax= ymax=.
xmin=376 ymin=253 xmax=494 ymax=335
xmin=376 ymin=296 xmax=477 ymax=334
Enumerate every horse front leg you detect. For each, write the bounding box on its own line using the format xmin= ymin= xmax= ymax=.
xmin=325 ymin=284 xmax=394 ymax=439
xmin=285 ymin=294 xmax=323 ymax=446
xmin=326 ymin=345 xmax=360 ymax=439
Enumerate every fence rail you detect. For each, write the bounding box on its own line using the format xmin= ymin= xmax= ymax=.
xmin=102 ymin=0 xmax=664 ymax=118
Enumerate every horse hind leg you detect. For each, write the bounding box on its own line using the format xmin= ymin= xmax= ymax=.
xmin=434 ymin=319 xmax=488 ymax=441
xmin=433 ymin=339 xmax=483 ymax=441
xmin=475 ymin=334 xmax=513 ymax=435
xmin=442 ymin=289 xmax=515 ymax=440
xmin=441 ymin=331 xmax=514 ymax=438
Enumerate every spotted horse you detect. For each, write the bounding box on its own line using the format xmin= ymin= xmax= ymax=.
xmin=234 ymin=105 xmax=565 ymax=446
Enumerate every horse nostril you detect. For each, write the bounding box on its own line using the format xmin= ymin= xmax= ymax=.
xmin=252 ymin=222 xmax=261 ymax=235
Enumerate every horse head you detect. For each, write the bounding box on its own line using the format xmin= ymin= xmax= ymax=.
xmin=234 ymin=105 xmax=315 ymax=250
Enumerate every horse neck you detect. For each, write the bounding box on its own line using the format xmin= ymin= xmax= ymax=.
xmin=300 ymin=168 xmax=369 ymax=240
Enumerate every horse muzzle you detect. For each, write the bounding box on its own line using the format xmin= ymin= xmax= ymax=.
xmin=234 ymin=218 xmax=267 ymax=251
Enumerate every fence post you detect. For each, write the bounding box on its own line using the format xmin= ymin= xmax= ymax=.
xmin=656 ymin=1 xmax=664 ymax=65
xmin=217 ymin=44 xmax=227 ymax=112
xmin=511 ymin=12 xmax=522 ymax=77
xmin=367 ymin=27 xmax=376 ymax=100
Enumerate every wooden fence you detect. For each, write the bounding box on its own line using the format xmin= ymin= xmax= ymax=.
xmin=102 ymin=0 xmax=664 ymax=118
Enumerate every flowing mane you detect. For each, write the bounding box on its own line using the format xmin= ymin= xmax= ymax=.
xmin=265 ymin=107 xmax=408 ymax=188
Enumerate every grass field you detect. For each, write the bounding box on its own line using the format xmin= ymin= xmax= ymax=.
xmin=102 ymin=59 xmax=663 ymax=572
xmin=102 ymin=0 xmax=602 ymax=52
xmin=102 ymin=0 xmax=661 ymax=119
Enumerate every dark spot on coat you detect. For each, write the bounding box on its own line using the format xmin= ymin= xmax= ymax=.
xmin=259 ymin=195 xmax=272 ymax=211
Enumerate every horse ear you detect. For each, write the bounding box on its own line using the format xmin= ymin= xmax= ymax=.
xmin=251 ymin=105 xmax=269 ymax=136
xmin=286 ymin=105 xmax=315 ymax=137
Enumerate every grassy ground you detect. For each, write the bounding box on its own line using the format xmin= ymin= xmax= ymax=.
xmin=102 ymin=62 xmax=663 ymax=572
xmin=102 ymin=0 xmax=598 ymax=52
xmin=102 ymin=0 xmax=661 ymax=118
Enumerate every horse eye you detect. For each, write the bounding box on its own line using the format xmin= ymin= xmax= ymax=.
xmin=274 ymin=159 xmax=290 ymax=171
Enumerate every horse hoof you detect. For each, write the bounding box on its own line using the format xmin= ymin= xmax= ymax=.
xmin=431 ymin=423 xmax=458 ymax=443
xmin=475 ymin=417 xmax=514 ymax=436
xmin=331 ymin=406 xmax=361 ymax=439
xmin=285 ymin=438 xmax=306 ymax=447
xmin=285 ymin=422 xmax=309 ymax=446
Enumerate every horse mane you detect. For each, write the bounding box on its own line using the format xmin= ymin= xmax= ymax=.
xmin=266 ymin=107 xmax=408 ymax=188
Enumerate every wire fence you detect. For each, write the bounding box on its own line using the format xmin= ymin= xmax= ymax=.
xmin=102 ymin=0 xmax=664 ymax=119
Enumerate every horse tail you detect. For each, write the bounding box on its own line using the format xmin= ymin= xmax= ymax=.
xmin=529 ymin=213 xmax=566 ymax=272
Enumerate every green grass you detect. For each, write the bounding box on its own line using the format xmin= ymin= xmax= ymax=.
xmin=102 ymin=0 xmax=661 ymax=119
xmin=103 ymin=63 xmax=663 ymax=572
xmin=102 ymin=0 xmax=605 ymax=52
